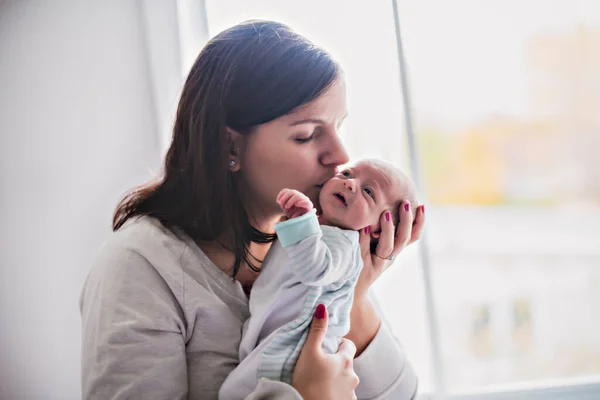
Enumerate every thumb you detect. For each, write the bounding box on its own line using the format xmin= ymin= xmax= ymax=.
xmin=305 ymin=304 xmax=328 ymax=353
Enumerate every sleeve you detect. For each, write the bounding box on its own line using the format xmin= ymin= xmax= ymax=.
xmin=244 ymin=379 xmax=303 ymax=400
xmin=80 ymin=246 xmax=188 ymax=400
xmin=353 ymin=292 xmax=419 ymax=400
xmin=274 ymin=209 xmax=356 ymax=286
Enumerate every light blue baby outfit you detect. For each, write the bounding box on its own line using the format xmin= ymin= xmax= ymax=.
xmin=219 ymin=209 xmax=363 ymax=399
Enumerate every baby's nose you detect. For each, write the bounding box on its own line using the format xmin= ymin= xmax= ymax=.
xmin=343 ymin=180 xmax=356 ymax=193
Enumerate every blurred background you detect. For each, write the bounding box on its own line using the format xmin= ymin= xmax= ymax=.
xmin=1 ymin=1 xmax=599 ymax=399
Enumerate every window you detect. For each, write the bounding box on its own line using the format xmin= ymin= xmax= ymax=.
xmin=398 ymin=0 xmax=600 ymax=396
xmin=196 ymin=0 xmax=600 ymax=397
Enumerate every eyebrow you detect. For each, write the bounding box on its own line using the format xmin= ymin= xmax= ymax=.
xmin=289 ymin=118 xmax=327 ymax=127
xmin=289 ymin=112 xmax=349 ymax=127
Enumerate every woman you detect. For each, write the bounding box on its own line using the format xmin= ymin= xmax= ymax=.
xmin=80 ymin=20 xmax=425 ymax=400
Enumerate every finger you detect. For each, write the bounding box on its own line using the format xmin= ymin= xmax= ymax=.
xmin=376 ymin=210 xmax=394 ymax=259
xmin=284 ymin=194 xmax=294 ymax=209
xmin=276 ymin=189 xmax=285 ymax=204
xmin=297 ymin=198 xmax=313 ymax=210
xmin=276 ymin=189 xmax=290 ymax=204
xmin=304 ymin=304 xmax=328 ymax=354
xmin=298 ymin=192 xmax=310 ymax=202
xmin=350 ymin=373 xmax=360 ymax=391
xmin=284 ymin=191 xmax=297 ymax=207
xmin=285 ymin=193 xmax=303 ymax=210
xmin=337 ymin=338 xmax=357 ymax=361
xmin=277 ymin=189 xmax=292 ymax=207
xmin=393 ymin=201 xmax=412 ymax=251
xmin=408 ymin=205 xmax=425 ymax=244
xmin=358 ymin=226 xmax=372 ymax=257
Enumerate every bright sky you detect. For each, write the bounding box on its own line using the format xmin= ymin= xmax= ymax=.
xmin=204 ymin=0 xmax=600 ymax=131
xmin=397 ymin=0 xmax=600 ymax=127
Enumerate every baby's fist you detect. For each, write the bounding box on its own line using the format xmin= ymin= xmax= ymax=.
xmin=276 ymin=189 xmax=314 ymax=219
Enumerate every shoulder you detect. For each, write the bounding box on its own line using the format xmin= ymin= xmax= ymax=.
xmin=85 ymin=216 xmax=190 ymax=295
xmin=101 ymin=216 xmax=187 ymax=264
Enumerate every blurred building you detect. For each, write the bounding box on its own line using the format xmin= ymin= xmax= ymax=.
xmin=379 ymin=206 xmax=600 ymax=391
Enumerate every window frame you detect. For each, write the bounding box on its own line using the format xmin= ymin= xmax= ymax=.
xmin=417 ymin=377 xmax=600 ymax=399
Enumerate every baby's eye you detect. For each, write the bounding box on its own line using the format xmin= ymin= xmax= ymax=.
xmin=364 ymin=187 xmax=375 ymax=199
xmin=341 ymin=171 xmax=350 ymax=177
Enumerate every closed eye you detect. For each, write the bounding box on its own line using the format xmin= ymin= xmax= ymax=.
xmin=295 ymin=135 xmax=314 ymax=144
xmin=295 ymin=126 xmax=323 ymax=144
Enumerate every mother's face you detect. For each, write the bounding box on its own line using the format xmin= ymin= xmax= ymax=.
xmin=239 ymin=79 xmax=349 ymax=217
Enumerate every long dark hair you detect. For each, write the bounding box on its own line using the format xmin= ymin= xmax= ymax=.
xmin=113 ymin=20 xmax=341 ymax=278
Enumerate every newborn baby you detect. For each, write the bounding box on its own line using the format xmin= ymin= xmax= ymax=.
xmin=219 ymin=159 xmax=418 ymax=400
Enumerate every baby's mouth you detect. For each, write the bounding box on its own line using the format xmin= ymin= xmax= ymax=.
xmin=334 ymin=192 xmax=347 ymax=207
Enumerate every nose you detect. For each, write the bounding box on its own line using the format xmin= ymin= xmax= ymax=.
xmin=343 ymin=179 xmax=356 ymax=193
xmin=320 ymin=131 xmax=350 ymax=169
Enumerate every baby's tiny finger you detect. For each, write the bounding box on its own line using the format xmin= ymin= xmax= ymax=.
xmin=285 ymin=193 xmax=301 ymax=209
xmin=278 ymin=190 xmax=292 ymax=205
xmin=276 ymin=190 xmax=285 ymax=204
xmin=298 ymin=199 xmax=312 ymax=210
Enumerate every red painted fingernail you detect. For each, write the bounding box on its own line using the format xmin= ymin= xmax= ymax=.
xmin=315 ymin=304 xmax=326 ymax=319
xmin=404 ymin=203 xmax=410 ymax=212
xmin=385 ymin=212 xmax=390 ymax=221
xmin=421 ymin=205 xmax=425 ymax=214
xmin=364 ymin=226 xmax=370 ymax=234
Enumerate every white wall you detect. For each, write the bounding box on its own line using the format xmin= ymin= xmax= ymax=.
xmin=0 ymin=1 xmax=173 ymax=398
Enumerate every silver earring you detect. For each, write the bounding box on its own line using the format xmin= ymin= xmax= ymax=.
xmin=229 ymin=160 xmax=236 ymax=169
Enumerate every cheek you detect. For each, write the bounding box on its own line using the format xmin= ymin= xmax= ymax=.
xmin=267 ymin=149 xmax=316 ymax=187
xmin=346 ymin=199 xmax=371 ymax=229
xmin=261 ymin=149 xmax=298 ymax=183
xmin=246 ymin=142 xmax=316 ymax=200
xmin=249 ymin=150 xmax=289 ymax=194
xmin=360 ymin=203 xmax=373 ymax=225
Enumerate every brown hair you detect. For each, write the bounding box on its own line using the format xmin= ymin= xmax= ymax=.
xmin=113 ymin=20 xmax=341 ymax=278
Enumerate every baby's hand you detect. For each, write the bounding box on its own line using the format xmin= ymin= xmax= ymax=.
xmin=276 ymin=189 xmax=314 ymax=219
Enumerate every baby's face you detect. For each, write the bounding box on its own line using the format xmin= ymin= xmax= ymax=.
xmin=319 ymin=160 xmax=417 ymax=233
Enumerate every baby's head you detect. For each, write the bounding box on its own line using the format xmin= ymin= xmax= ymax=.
xmin=318 ymin=159 xmax=418 ymax=236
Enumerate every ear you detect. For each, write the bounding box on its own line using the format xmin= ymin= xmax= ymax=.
xmin=226 ymin=127 xmax=245 ymax=171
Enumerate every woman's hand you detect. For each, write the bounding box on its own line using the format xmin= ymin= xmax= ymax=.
xmin=354 ymin=202 xmax=425 ymax=302
xmin=344 ymin=202 xmax=425 ymax=356
xmin=293 ymin=304 xmax=359 ymax=400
